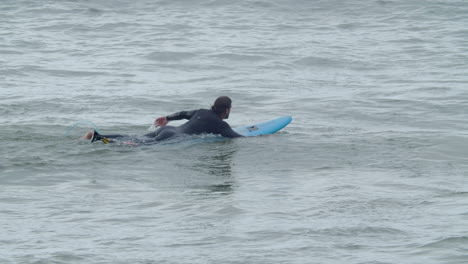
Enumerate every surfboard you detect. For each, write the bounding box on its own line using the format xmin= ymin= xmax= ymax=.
xmin=233 ymin=116 xmax=292 ymax=136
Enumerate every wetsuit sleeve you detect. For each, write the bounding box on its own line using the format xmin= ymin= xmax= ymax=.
xmin=218 ymin=121 xmax=243 ymax=138
xmin=166 ymin=110 xmax=197 ymax=121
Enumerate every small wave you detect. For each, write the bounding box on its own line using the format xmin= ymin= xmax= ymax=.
xmin=146 ymin=51 xmax=196 ymax=62
xmin=164 ymin=76 xmax=227 ymax=84
xmin=45 ymin=69 xmax=108 ymax=77
xmin=0 ymin=49 xmax=22 ymax=55
xmin=86 ymin=7 xmax=104 ymax=15
xmin=210 ymin=53 xmax=267 ymax=62
xmin=420 ymin=236 xmax=468 ymax=248
xmin=21 ymin=66 xmax=108 ymax=77
xmin=214 ymin=205 xmax=244 ymax=215
xmin=247 ymin=0 xmax=276 ymax=9
xmin=294 ymin=56 xmax=344 ymax=68
xmin=318 ymin=226 xmax=408 ymax=237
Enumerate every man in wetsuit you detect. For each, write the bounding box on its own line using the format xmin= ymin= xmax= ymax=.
xmin=83 ymin=96 xmax=243 ymax=143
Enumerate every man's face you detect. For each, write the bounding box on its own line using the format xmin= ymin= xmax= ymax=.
xmin=224 ymin=107 xmax=231 ymax=119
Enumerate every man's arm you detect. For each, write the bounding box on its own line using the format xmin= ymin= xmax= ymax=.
xmin=218 ymin=121 xmax=243 ymax=138
xmin=166 ymin=110 xmax=197 ymax=121
xmin=155 ymin=110 xmax=197 ymax=127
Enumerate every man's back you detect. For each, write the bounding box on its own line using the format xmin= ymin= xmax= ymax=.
xmin=178 ymin=109 xmax=241 ymax=138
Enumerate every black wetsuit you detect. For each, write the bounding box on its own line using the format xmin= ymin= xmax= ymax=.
xmin=94 ymin=109 xmax=242 ymax=143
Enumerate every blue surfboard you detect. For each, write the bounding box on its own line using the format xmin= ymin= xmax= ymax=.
xmin=233 ymin=116 xmax=292 ymax=136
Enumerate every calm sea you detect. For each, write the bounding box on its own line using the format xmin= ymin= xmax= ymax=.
xmin=1 ymin=0 xmax=467 ymax=263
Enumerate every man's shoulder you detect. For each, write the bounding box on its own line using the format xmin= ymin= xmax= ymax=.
xmin=196 ymin=108 xmax=217 ymax=117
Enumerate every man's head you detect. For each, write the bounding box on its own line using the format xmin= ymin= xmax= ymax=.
xmin=211 ymin=96 xmax=232 ymax=119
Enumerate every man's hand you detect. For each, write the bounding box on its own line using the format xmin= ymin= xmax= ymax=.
xmin=154 ymin=116 xmax=168 ymax=127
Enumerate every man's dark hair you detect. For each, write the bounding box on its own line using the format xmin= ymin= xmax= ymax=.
xmin=211 ymin=96 xmax=232 ymax=115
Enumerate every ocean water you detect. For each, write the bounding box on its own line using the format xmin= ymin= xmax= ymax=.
xmin=1 ymin=0 xmax=467 ymax=263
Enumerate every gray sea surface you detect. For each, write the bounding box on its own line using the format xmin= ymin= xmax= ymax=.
xmin=1 ymin=0 xmax=468 ymax=263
